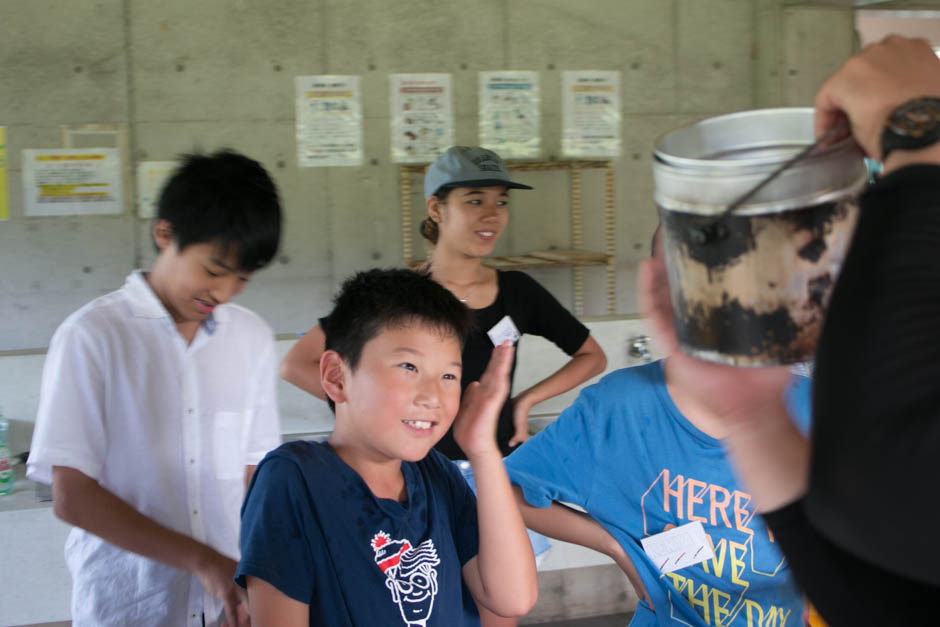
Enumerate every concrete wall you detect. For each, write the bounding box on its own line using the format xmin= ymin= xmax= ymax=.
xmin=0 ymin=0 xmax=857 ymax=351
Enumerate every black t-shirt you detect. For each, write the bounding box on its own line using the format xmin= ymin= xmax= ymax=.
xmin=762 ymin=165 xmax=940 ymax=624
xmin=434 ymin=270 xmax=590 ymax=459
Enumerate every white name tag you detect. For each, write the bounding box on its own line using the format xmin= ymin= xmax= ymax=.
xmin=641 ymin=521 xmax=715 ymax=574
xmin=487 ymin=315 xmax=520 ymax=347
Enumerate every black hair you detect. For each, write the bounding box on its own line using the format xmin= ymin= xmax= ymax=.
xmin=322 ymin=268 xmax=473 ymax=410
xmin=419 ymin=188 xmax=451 ymax=245
xmin=157 ymin=149 xmax=282 ymax=272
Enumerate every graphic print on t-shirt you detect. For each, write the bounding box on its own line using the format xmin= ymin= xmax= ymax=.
xmin=371 ymin=531 xmax=441 ymax=626
xmin=642 ymin=468 xmax=794 ymax=626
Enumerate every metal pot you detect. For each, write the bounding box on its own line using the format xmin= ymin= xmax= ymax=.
xmin=653 ymin=107 xmax=866 ymax=366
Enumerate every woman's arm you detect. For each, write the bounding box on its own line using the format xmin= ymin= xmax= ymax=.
xmin=512 ymin=486 xmax=650 ymax=605
xmin=279 ymin=324 xmax=328 ymax=401
xmin=245 ymin=576 xmax=308 ymax=627
xmin=509 ymin=335 xmax=606 ymax=446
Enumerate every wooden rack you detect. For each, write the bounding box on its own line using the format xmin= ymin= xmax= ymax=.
xmin=399 ymin=160 xmax=616 ymax=315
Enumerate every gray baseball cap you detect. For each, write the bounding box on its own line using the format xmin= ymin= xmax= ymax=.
xmin=424 ymin=146 xmax=533 ymax=199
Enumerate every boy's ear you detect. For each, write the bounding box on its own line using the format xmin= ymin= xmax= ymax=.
xmin=320 ymin=350 xmax=348 ymax=406
xmin=152 ymin=219 xmax=174 ymax=252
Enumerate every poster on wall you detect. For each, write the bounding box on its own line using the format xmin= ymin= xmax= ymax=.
xmin=295 ymin=75 xmax=363 ymax=167
xmin=561 ymin=71 xmax=621 ymax=158
xmin=22 ymin=148 xmax=123 ymax=216
xmin=0 ymin=127 xmax=8 ymax=221
xmin=478 ymin=71 xmax=540 ymax=159
xmin=390 ymin=73 xmax=454 ymax=163
xmin=137 ymin=161 xmax=177 ymax=218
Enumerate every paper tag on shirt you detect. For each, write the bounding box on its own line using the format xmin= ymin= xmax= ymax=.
xmin=487 ymin=315 xmax=520 ymax=347
xmin=641 ymin=521 xmax=715 ymax=574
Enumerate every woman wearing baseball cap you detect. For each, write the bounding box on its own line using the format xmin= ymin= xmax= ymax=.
xmin=417 ymin=146 xmax=606 ymax=460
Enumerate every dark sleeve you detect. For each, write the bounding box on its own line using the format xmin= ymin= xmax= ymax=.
xmin=235 ymin=455 xmax=316 ymax=604
xmin=807 ymin=165 xmax=940 ymax=586
xmin=506 ymin=271 xmax=590 ymax=354
xmin=763 ymin=499 xmax=934 ymax=626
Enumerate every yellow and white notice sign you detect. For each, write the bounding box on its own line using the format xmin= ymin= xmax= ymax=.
xmin=0 ymin=127 xmax=8 ymax=221
xmin=137 ymin=160 xmax=177 ymax=218
xmin=22 ymin=148 xmax=122 ymax=216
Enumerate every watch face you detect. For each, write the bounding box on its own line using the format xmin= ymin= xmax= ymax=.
xmin=889 ymin=97 xmax=940 ymax=138
xmin=882 ymin=97 xmax=940 ymax=160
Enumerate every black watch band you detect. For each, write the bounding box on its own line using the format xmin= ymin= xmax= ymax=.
xmin=881 ymin=97 xmax=940 ymax=162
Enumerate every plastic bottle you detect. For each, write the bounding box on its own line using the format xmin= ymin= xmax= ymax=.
xmin=0 ymin=408 xmax=13 ymax=495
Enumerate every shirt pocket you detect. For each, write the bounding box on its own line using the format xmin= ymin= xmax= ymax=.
xmin=213 ymin=411 xmax=245 ymax=481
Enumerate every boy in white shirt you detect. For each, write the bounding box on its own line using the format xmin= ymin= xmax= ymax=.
xmin=27 ymin=149 xmax=283 ymax=627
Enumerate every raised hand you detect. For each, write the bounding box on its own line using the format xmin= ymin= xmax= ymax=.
xmin=452 ymin=342 xmax=514 ymax=459
xmin=815 ymin=35 xmax=940 ymax=162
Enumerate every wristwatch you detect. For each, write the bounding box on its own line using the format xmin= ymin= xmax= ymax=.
xmin=881 ymin=97 xmax=940 ymax=162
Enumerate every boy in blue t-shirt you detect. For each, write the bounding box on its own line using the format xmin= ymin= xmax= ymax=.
xmin=235 ymin=269 xmax=538 ymax=626
xmin=503 ymin=231 xmax=814 ymax=626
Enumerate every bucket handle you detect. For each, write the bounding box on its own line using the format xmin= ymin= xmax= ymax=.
xmin=689 ymin=121 xmax=850 ymax=245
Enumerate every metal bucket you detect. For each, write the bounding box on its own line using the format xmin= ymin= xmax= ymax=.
xmin=653 ymin=108 xmax=866 ymax=366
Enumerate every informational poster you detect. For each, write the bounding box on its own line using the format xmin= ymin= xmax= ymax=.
xmin=295 ymin=75 xmax=363 ymax=167
xmin=22 ymin=148 xmax=123 ymax=216
xmin=0 ymin=127 xmax=8 ymax=221
xmin=561 ymin=71 xmax=621 ymax=158
xmin=137 ymin=161 xmax=177 ymax=218
xmin=390 ymin=74 xmax=454 ymax=163
xmin=479 ymin=71 xmax=540 ymax=159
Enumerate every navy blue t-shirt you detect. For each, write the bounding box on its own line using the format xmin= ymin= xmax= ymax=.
xmin=235 ymin=441 xmax=481 ymax=626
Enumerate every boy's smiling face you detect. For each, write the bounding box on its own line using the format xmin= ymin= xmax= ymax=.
xmin=334 ymin=322 xmax=463 ymax=464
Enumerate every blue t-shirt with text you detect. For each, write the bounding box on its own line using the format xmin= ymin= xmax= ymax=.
xmin=505 ymin=361 xmax=812 ymax=627
xmin=236 ymin=441 xmax=481 ymax=626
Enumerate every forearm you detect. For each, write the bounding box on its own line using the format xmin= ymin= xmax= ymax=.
xmin=512 ymin=487 xmax=648 ymax=602
xmin=513 ymin=488 xmax=613 ymax=553
xmin=52 ymin=466 xmax=218 ymax=574
xmin=468 ymin=452 xmax=538 ymax=614
xmin=516 ymin=338 xmax=606 ymax=408
xmin=721 ymin=399 xmax=809 ymax=513
xmin=279 ymin=326 xmax=328 ymax=401
xmin=246 ymin=576 xmax=308 ymax=627
xmin=279 ymin=358 xmax=327 ymax=400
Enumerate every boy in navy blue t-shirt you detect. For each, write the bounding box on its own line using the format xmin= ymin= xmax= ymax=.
xmin=235 ymin=269 xmax=538 ymax=626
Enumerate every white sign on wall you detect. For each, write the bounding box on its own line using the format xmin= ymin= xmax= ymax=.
xmin=22 ymin=148 xmax=123 ymax=216
xmin=296 ymin=75 xmax=363 ymax=167
xmin=479 ymin=71 xmax=540 ymax=159
xmin=390 ymin=73 xmax=454 ymax=163
xmin=562 ymin=71 xmax=621 ymax=158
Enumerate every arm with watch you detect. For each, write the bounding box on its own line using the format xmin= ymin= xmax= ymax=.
xmin=640 ymin=35 xmax=940 ymax=625
xmin=769 ymin=36 xmax=940 ymax=621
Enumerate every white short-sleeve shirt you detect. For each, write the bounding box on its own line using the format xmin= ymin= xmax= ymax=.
xmin=27 ymin=271 xmax=282 ymax=627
